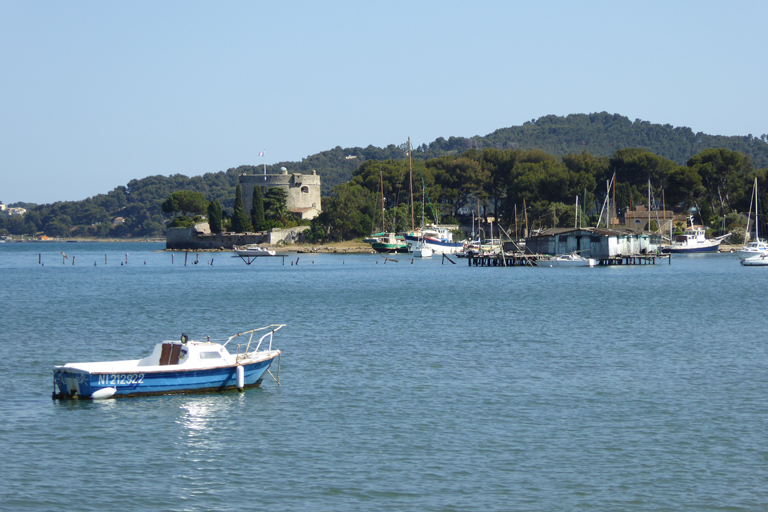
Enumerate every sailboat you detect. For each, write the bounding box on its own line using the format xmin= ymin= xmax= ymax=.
xmin=411 ymin=184 xmax=433 ymax=258
xmin=736 ymin=177 xmax=768 ymax=261
xmin=365 ymin=168 xmax=407 ymax=253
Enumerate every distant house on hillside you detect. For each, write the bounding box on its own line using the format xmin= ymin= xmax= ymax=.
xmin=623 ymin=206 xmax=674 ymax=233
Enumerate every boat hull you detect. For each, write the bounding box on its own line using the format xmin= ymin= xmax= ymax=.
xmin=662 ymin=243 xmax=720 ymax=254
xmin=404 ymin=235 xmax=463 ymax=255
xmin=371 ymin=242 xmax=408 ymax=253
xmin=740 ymin=255 xmax=768 ymax=266
xmin=53 ymin=357 xmax=278 ymax=399
xmin=412 ymin=245 xmax=433 ymax=258
xmin=544 ymin=257 xmax=596 ymax=267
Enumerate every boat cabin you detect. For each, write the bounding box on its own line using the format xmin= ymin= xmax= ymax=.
xmin=137 ymin=341 xmax=232 ymax=367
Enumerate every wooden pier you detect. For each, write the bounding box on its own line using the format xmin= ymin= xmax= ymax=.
xmin=467 ymin=253 xmax=671 ymax=267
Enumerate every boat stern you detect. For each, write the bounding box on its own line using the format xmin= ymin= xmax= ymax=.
xmin=53 ymin=367 xmax=94 ymax=399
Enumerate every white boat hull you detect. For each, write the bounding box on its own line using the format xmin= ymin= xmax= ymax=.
xmin=544 ymin=255 xmax=596 ymax=267
xmin=412 ymin=244 xmax=433 ymax=258
xmin=740 ymin=254 xmax=768 ymax=266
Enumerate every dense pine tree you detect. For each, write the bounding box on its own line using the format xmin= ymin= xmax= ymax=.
xmin=251 ymin=185 xmax=265 ymax=231
xmin=207 ymin=200 xmax=223 ymax=233
xmin=230 ymin=185 xmax=253 ymax=233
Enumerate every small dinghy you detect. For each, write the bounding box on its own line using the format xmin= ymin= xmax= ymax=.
xmin=52 ymin=325 xmax=285 ymax=399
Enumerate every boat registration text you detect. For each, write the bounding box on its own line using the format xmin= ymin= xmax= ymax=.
xmin=98 ymin=373 xmax=145 ymax=385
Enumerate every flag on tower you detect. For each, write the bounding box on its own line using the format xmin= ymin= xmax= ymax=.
xmin=259 ymin=152 xmax=264 ymax=157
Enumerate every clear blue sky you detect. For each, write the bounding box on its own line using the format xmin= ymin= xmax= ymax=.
xmin=2 ymin=0 xmax=766 ymax=204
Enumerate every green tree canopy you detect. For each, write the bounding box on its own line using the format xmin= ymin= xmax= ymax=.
xmin=161 ymin=191 xmax=207 ymax=217
xmin=688 ymin=148 xmax=753 ymax=217
xmin=264 ymin=188 xmax=288 ymax=223
xmin=309 ymin=183 xmax=374 ymax=241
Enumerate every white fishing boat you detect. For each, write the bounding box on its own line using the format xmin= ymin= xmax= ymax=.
xmin=736 ymin=177 xmax=768 ymax=261
xmin=53 ymin=325 xmax=285 ymax=399
xmin=661 ymin=216 xmax=730 ymax=253
xmin=405 ymin=225 xmax=463 ymax=254
xmin=403 ymin=138 xmax=463 ymax=255
xmin=543 ymin=252 xmax=596 ymax=267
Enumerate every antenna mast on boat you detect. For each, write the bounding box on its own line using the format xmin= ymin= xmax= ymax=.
xmin=408 ymin=137 xmax=414 ymax=232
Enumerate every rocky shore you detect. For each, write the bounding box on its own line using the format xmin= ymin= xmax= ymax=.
xmin=158 ymin=241 xmax=374 ymax=254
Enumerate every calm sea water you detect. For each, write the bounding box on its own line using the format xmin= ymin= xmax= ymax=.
xmin=1 ymin=242 xmax=767 ymax=511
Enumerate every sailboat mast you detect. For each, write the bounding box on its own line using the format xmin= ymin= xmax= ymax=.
xmin=523 ymin=198 xmax=528 ymax=237
xmin=408 ymin=137 xmax=414 ymax=232
xmin=380 ymin=168 xmax=386 ymax=232
xmin=575 ymin=196 xmax=579 ymax=229
xmin=648 ymin=179 xmax=651 ymax=232
xmin=514 ymin=204 xmax=518 ymax=238
xmin=611 ymin=171 xmax=616 ymax=226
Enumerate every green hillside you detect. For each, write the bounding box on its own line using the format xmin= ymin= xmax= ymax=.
xmin=278 ymin=112 xmax=768 ymax=193
xmin=2 ymin=112 xmax=767 ymax=239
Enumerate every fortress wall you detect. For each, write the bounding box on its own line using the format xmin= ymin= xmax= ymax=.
xmin=166 ymin=227 xmax=262 ymax=250
xmin=165 ymin=226 xmax=311 ymax=250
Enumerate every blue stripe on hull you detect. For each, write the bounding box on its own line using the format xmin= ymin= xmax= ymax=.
xmin=53 ymin=358 xmax=275 ymax=398
xmin=664 ymin=244 xmax=720 ymax=253
xmin=404 ymin=235 xmax=462 ymax=249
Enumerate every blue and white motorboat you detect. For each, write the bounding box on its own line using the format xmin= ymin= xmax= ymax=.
xmin=405 ymin=225 xmax=463 ymax=255
xmin=661 ymin=217 xmax=730 ymax=253
xmin=52 ymin=325 xmax=285 ymax=399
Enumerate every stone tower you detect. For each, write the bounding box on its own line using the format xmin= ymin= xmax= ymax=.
xmin=239 ymin=168 xmax=322 ymax=221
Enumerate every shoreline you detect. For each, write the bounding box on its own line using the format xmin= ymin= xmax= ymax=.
xmin=5 ymin=237 xmax=745 ymax=254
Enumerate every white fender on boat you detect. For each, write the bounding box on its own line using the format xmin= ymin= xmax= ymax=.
xmin=236 ymin=365 xmax=245 ymax=390
xmin=91 ymin=387 xmax=116 ymax=400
